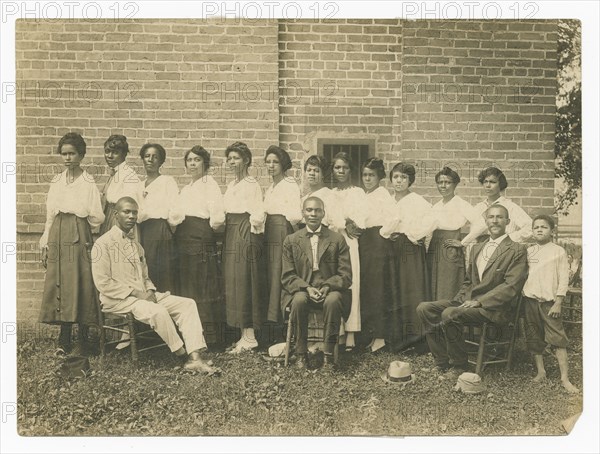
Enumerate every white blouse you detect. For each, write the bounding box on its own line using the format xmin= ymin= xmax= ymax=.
xmin=380 ymin=191 xmax=433 ymax=244
xmin=461 ymin=196 xmax=533 ymax=245
xmin=328 ymin=186 xmax=368 ymax=232
xmin=264 ymin=177 xmax=303 ymax=225
xmin=170 ymin=175 xmax=226 ymax=231
xmin=224 ymin=177 xmax=266 ymax=234
xmin=430 ymin=195 xmax=479 ymax=232
xmin=104 ymin=160 xmax=141 ymax=204
xmin=301 ymin=186 xmax=333 ymax=227
xmin=40 ymin=170 xmax=105 ymax=248
xmin=135 ymin=175 xmax=180 ymax=225
xmin=364 ymin=186 xmax=396 ymax=228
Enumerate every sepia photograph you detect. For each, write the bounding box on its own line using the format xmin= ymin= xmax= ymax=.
xmin=1 ymin=0 xmax=598 ymax=452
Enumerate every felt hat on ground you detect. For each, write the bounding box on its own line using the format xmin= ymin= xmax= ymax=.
xmin=381 ymin=361 xmax=415 ymax=386
xmin=453 ymin=372 xmax=485 ymax=394
xmin=58 ymin=356 xmax=91 ymax=379
xmin=261 ymin=342 xmax=287 ymax=362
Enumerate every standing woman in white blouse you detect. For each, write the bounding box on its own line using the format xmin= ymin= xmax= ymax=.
xmin=40 ymin=133 xmax=105 ymax=355
xmin=358 ymin=158 xmax=396 ymax=353
xmin=171 ymin=146 xmax=226 ymax=347
xmin=135 ymin=143 xmax=179 ymax=293
xmin=426 ymin=167 xmax=479 ymax=301
xmin=380 ymin=162 xmax=432 ymax=352
xmin=459 ymin=166 xmax=533 ymax=247
xmin=301 ymin=155 xmax=332 ymax=226
xmin=328 ymin=151 xmax=368 ymax=352
xmin=263 ymin=145 xmax=302 ymax=327
xmin=222 ymin=142 xmax=267 ymax=353
xmin=99 ymin=134 xmax=140 ymax=235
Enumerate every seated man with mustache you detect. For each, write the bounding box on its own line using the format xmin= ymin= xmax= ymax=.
xmin=417 ymin=204 xmax=528 ymax=377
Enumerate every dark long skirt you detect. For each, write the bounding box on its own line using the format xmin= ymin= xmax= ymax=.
xmin=139 ymin=218 xmax=176 ymax=293
xmin=358 ymin=227 xmax=395 ymax=340
xmin=174 ymin=216 xmax=224 ymax=345
xmin=390 ymin=233 xmax=430 ymax=351
xmin=222 ymin=213 xmax=267 ymax=331
xmin=427 ymin=229 xmax=465 ymax=301
xmin=40 ymin=213 xmax=98 ymax=325
xmin=265 ymin=214 xmax=294 ymax=324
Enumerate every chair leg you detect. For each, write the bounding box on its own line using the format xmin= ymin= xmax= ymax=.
xmin=284 ymin=316 xmax=293 ymax=367
xmin=127 ymin=314 xmax=139 ymax=365
xmin=506 ymin=322 xmax=518 ymax=371
xmin=475 ymin=324 xmax=487 ymax=376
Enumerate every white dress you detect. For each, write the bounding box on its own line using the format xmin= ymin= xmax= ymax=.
xmin=328 ymin=186 xmax=368 ymax=333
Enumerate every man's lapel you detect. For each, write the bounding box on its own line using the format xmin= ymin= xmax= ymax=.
xmin=471 ymin=241 xmax=485 ymax=284
xmin=482 ymin=236 xmax=511 ymax=277
xmin=316 ymin=226 xmax=332 ymax=267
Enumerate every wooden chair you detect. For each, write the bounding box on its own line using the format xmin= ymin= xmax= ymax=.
xmin=561 ymin=287 xmax=582 ymax=336
xmin=97 ymin=305 xmax=167 ymax=365
xmin=284 ymin=307 xmax=341 ymax=367
xmin=465 ymin=295 xmax=523 ymax=375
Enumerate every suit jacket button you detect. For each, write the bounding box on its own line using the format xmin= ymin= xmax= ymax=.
xmin=56 ymin=308 xmax=61 ymax=312
xmin=56 ymin=296 xmax=61 ymax=300
xmin=56 ymin=283 xmax=60 ymax=288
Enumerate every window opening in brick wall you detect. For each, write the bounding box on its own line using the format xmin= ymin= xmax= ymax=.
xmin=318 ymin=139 xmax=375 ymax=188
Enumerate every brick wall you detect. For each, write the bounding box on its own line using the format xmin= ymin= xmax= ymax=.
xmin=399 ymin=20 xmax=557 ymax=207
xmin=16 ymin=19 xmax=279 ymax=323
xmin=15 ymin=19 xmax=558 ymax=323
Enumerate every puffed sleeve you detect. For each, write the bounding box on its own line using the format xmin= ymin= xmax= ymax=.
xmin=248 ymin=180 xmax=266 ymax=234
xmin=208 ymin=178 xmax=226 ymax=230
xmin=405 ymin=196 xmax=434 ymax=245
xmin=507 ymin=202 xmax=533 ymax=243
xmin=282 ymin=179 xmax=303 ymax=225
xmin=86 ymin=177 xmax=105 ymax=232
xmin=347 ymin=187 xmax=368 ymax=229
xmin=39 ymin=179 xmax=59 ymax=249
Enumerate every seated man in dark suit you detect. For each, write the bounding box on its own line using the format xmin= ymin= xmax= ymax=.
xmin=281 ymin=197 xmax=352 ymax=370
xmin=417 ymin=204 xmax=528 ymax=375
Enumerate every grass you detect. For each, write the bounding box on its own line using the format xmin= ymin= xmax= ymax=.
xmin=17 ymin=331 xmax=583 ymax=437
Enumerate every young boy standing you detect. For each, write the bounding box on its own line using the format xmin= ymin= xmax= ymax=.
xmin=522 ymin=215 xmax=579 ymax=393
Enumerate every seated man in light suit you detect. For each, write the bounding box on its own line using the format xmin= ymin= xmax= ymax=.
xmin=91 ymin=197 xmax=217 ymax=374
xmin=281 ymin=197 xmax=352 ymax=370
xmin=417 ymin=204 xmax=528 ymax=375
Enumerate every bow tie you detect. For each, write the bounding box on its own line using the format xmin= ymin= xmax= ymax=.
xmin=108 ymin=167 xmax=117 ymax=177
xmin=307 ymin=230 xmax=321 ymax=238
xmin=122 ymin=230 xmax=135 ymax=240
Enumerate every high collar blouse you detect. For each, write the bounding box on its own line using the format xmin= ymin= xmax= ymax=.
xmin=104 ymin=160 xmax=141 ymax=204
xmin=170 ymin=174 xmax=226 ymax=231
xmin=264 ymin=176 xmax=303 ymax=226
xmin=223 ymin=176 xmax=266 ymax=234
xmin=363 ymin=186 xmax=396 ymax=228
xmin=39 ymin=169 xmax=105 ymax=248
xmin=328 ymin=186 xmax=368 ymax=232
xmin=430 ymin=195 xmax=479 ymax=232
xmin=135 ymin=174 xmax=180 ymax=225
xmin=380 ymin=191 xmax=433 ymax=244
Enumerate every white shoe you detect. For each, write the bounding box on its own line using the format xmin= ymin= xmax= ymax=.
xmin=227 ymin=339 xmax=258 ymax=355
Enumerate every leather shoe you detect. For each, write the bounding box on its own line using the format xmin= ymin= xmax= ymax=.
xmin=295 ymin=354 xmax=309 ymax=369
